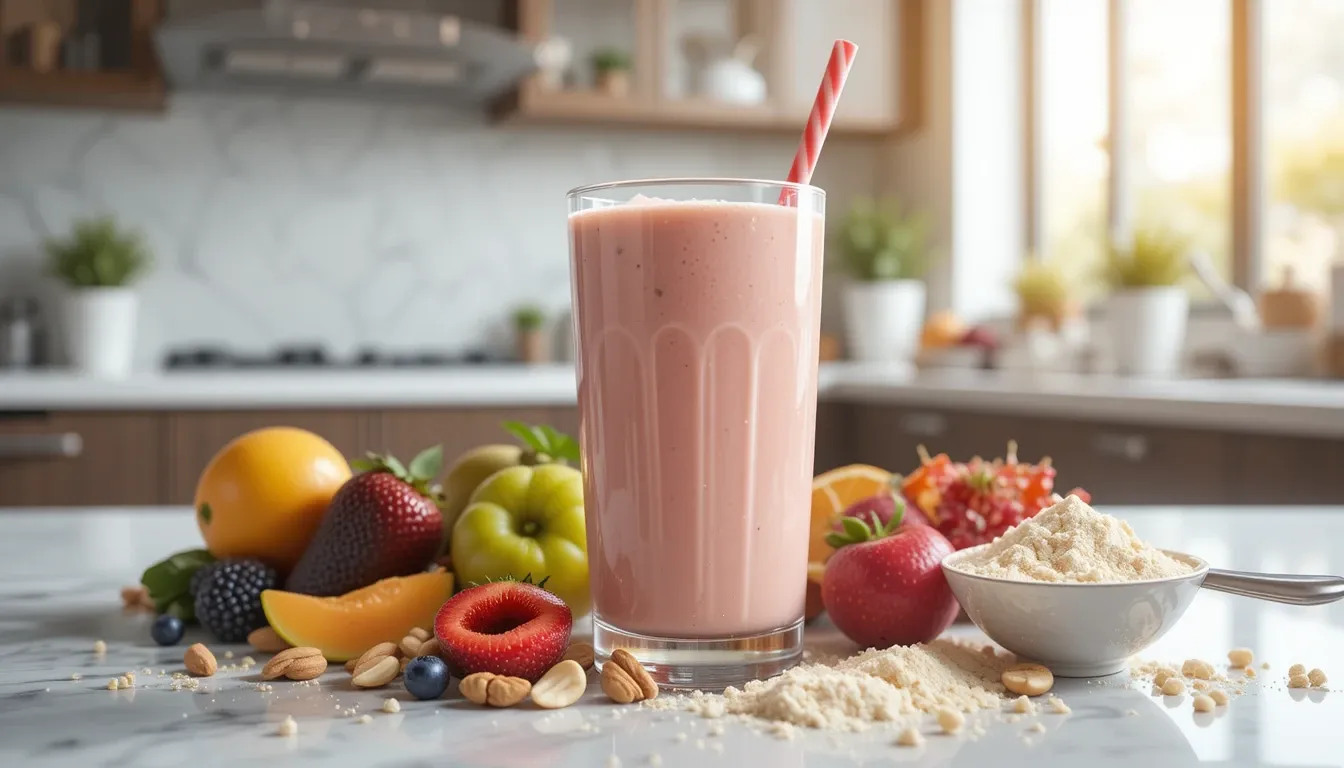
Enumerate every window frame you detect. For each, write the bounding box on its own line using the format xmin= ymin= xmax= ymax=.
xmin=1023 ymin=0 xmax=1265 ymax=295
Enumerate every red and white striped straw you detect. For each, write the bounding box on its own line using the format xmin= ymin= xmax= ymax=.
xmin=780 ymin=39 xmax=858 ymax=205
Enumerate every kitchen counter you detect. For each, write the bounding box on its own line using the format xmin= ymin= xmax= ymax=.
xmin=3 ymin=364 xmax=1344 ymax=437
xmin=1 ymin=506 xmax=1342 ymax=767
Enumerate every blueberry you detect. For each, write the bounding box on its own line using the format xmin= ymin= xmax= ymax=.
xmin=403 ymin=655 xmax=450 ymax=700
xmin=151 ymin=614 xmax=185 ymax=646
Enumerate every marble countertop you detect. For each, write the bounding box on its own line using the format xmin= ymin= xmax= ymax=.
xmin=2 ymin=506 xmax=1343 ymax=767
xmin=3 ymin=364 xmax=1344 ymax=437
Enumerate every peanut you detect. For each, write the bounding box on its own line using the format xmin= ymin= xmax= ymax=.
xmin=1001 ymin=663 xmax=1053 ymax=696
xmin=531 ymin=660 xmax=587 ymax=709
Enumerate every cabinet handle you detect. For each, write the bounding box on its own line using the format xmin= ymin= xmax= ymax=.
xmin=1091 ymin=433 xmax=1148 ymax=462
xmin=0 ymin=433 xmax=83 ymax=459
xmin=898 ymin=412 xmax=947 ymax=437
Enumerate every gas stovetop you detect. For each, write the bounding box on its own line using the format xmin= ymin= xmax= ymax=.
xmin=163 ymin=345 xmax=506 ymax=371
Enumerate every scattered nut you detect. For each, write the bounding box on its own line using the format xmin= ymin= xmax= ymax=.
xmin=352 ymin=642 xmax=400 ymax=675
xmin=93 ymin=640 xmax=107 ymax=655
xmin=1153 ymin=669 xmax=1174 ymax=687
xmin=408 ymin=627 xmax=431 ymax=642
xmin=460 ymin=672 xmax=532 ymax=707
xmin=345 ymin=659 xmax=358 ymax=673
xmin=248 ymin=627 xmax=291 ymax=653
xmin=1227 ymin=648 xmax=1253 ymax=668
xmin=382 ymin=698 xmax=401 ymax=713
xmin=398 ymin=635 xmax=423 ymax=657
xmin=935 ymin=707 xmax=964 ymax=734
xmin=1289 ymin=663 xmax=1307 ymax=678
xmin=277 ymin=716 xmax=297 ymax=736
xmin=562 ymin=641 xmax=596 ymax=670
xmin=1209 ymin=690 xmax=1230 ymax=706
xmin=1001 ymin=663 xmax=1053 ymax=696
xmin=1181 ymin=659 xmax=1215 ymax=680
xmin=1192 ymin=694 xmax=1215 ymax=713
xmin=352 ymin=656 xmax=400 ymax=688
xmin=531 ymin=660 xmax=588 ymax=709
xmin=1309 ymin=668 xmax=1327 ymax=687
xmin=184 ymin=644 xmax=218 ymax=677
xmin=1246 ymin=667 xmax=1257 ymax=678
xmin=1162 ymin=678 xmax=1185 ymax=696
xmin=262 ymin=647 xmax=327 ymax=681
xmin=418 ymin=638 xmax=441 ymax=659
xmin=896 ymin=726 xmax=924 ymax=747
xmin=601 ymin=649 xmax=658 ymax=704
xmin=120 ymin=585 xmax=154 ymax=612
xmin=1289 ymin=674 xmax=1311 ymax=689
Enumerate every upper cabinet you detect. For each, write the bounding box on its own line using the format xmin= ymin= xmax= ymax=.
xmin=0 ymin=0 xmax=166 ymax=110
xmin=495 ymin=0 xmax=921 ymax=135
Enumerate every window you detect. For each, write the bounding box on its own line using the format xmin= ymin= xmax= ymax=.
xmin=1030 ymin=0 xmax=1332 ymax=297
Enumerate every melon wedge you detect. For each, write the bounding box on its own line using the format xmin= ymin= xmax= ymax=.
xmin=261 ymin=571 xmax=454 ymax=662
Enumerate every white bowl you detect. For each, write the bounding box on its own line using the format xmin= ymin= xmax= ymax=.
xmin=941 ymin=547 xmax=1210 ymax=677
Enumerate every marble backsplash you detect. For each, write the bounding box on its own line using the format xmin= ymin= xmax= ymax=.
xmin=0 ymin=95 xmax=883 ymax=369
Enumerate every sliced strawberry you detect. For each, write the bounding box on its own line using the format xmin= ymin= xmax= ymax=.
xmin=434 ymin=581 xmax=572 ymax=682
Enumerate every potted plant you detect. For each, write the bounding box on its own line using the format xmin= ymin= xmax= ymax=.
xmin=1104 ymin=226 xmax=1190 ymax=377
xmin=45 ymin=216 xmax=151 ymax=378
xmin=835 ymin=197 xmax=929 ymax=362
xmin=513 ymin=305 xmax=547 ymax=364
xmin=1013 ymin=258 xmax=1079 ymax=332
xmin=591 ymin=47 xmax=631 ymax=97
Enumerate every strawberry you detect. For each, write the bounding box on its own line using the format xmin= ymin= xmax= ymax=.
xmin=434 ymin=578 xmax=573 ymax=681
xmin=821 ymin=500 xmax=959 ymax=648
xmin=285 ymin=446 xmax=445 ymax=596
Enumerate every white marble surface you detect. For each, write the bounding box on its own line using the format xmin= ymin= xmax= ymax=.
xmin=1 ymin=506 xmax=1342 ymax=767
xmin=4 ymin=363 xmax=1344 ymax=438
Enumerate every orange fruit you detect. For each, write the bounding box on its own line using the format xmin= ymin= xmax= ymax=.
xmin=261 ymin=571 xmax=454 ymax=662
xmin=195 ymin=427 xmax=352 ymax=571
xmin=809 ymin=464 xmax=895 ymax=566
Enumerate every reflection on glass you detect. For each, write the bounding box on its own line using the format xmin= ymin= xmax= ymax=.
xmin=1039 ymin=0 xmax=1108 ymax=299
xmin=1264 ymin=0 xmax=1344 ymax=294
xmin=1127 ymin=0 xmax=1231 ymax=287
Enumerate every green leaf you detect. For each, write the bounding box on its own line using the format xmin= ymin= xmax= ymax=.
xmin=350 ymin=457 xmax=377 ymax=472
xmin=382 ymin=455 xmax=409 ymax=478
xmin=407 ymin=445 xmax=444 ymax=482
xmin=502 ymin=421 xmax=546 ymax=453
xmin=141 ymin=549 xmax=215 ymax=612
xmin=824 ymin=532 xmax=851 ymax=549
xmin=165 ymin=596 xmax=196 ymax=623
xmin=197 ymin=503 xmax=211 ymax=525
xmin=840 ymin=516 xmax=873 ymax=542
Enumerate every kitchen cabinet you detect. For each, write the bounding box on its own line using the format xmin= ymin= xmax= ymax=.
xmin=0 ymin=411 xmax=167 ymax=506
xmin=1225 ymin=433 xmax=1344 ymax=505
xmin=165 ymin=411 xmax=377 ymax=505
xmin=376 ymin=407 xmax=580 ymax=467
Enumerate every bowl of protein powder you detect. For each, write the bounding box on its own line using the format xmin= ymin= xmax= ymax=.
xmin=942 ymin=494 xmax=1207 ymax=677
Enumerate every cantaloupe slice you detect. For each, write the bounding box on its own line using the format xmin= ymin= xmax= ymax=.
xmin=261 ymin=571 xmax=454 ymax=662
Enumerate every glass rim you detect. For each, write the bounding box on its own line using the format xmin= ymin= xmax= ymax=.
xmin=566 ymin=176 xmax=825 ymax=199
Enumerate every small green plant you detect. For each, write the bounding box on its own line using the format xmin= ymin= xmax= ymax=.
xmin=513 ymin=305 xmax=545 ymax=332
xmin=45 ymin=216 xmax=152 ymax=288
xmin=1014 ymin=258 xmax=1070 ymax=318
xmin=835 ymin=197 xmax=929 ymax=281
xmin=590 ymin=47 xmax=631 ymax=74
xmin=1106 ymin=226 xmax=1189 ymax=289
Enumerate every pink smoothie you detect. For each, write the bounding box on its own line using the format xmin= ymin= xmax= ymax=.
xmin=569 ymin=198 xmax=824 ymax=638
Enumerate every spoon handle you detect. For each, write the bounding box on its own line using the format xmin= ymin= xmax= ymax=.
xmin=1202 ymin=569 xmax=1344 ymax=606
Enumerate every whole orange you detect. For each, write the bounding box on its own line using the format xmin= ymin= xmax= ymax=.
xmin=195 ymin=427 xmax=352 ymax=572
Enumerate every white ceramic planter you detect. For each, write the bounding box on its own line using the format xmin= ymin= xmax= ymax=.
xmin=843 ymin=279 xmax=926 ymax=362
xmin=1107 ymin=287 xmax=1188 ymax=377
xmin=64 ymin=287 xmax=138 ymax=378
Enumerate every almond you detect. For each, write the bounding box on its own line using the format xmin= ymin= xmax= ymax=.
xmin=262 ymin=647 xmax=325 ymax=681
xmin=184 ymin=644 xmax=217 ymax=677
xmin=398 ymin=635 xmax=423 ymax=657
xmin=247 ymin=626 xmax=291 ymax=653
xmin=352 ymin=656 xmax=400 ymax=688
xmin=459 ymin=672 xmax=531 ymax=707
xmin=531 ymin=660 xmax=587 ymax=709
xmin=353 ymin=642 xmax=399 ymax=670
xmin=603 ymin=649 xmax=657 ymax=702
xmin=562 ymin=641 xmax=595 ymax=670
xmin=408 ymin=627 xmax=431 ymax=642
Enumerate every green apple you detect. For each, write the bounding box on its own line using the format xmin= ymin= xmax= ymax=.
xmin=451 ymin=463 xmax=589 ymax=615
xmin=440 ymin=444 xmax=524 ymax=552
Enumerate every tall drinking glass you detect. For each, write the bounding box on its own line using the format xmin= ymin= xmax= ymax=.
xmin=567 ymin=178 xmax=825 ymax=689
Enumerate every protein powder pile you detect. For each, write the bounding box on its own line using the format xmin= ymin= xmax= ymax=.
xmin=647 ymin=639 xmax=1011 ymax=732
xmin=948 ymin=494 xmax=1194 ymax=583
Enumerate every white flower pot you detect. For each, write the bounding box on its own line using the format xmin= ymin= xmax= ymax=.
xmin=64 ymin=288 xmax=138 ymax=378
xmin=1106 ymin=287 xmax=1188 ymax=377
xmin=843 ymin=280 xmax=926 ymax=362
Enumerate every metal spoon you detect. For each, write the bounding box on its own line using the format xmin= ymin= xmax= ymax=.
xmin=1202 ymin=569 xmax=1344 ymax=606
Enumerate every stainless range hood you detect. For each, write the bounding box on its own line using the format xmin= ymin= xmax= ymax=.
xmin=155 ymin=0 xmax=538 ymax=105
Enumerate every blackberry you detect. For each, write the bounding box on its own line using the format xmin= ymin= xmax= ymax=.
xmin=189 ymin=560 xmax=222 ymax=598
xmin=194 ymin=559 xmax=278 ymax=642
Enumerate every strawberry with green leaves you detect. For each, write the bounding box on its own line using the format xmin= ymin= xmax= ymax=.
xmin=285 ymin=446 xmax=446 ymax=596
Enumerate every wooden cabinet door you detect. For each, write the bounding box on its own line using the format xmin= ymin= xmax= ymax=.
xmin=376 ymin=407 xmax=581 ymax=471
xmin=0 ymin=412 xmax=167 ymax=507
xmin=165 ymin=411 xmax=376 ymax=504
xmin=1225 ymin=434 xmax=1344 ymax=505
xmin=850 ymin=405 xmax=1041 ymax=476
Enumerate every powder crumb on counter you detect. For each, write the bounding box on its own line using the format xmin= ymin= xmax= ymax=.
xmin=935 ymin=707 xmax=964 ymax=734
xmin=382 ymin=698 xmax=401 ymax=714
xmin=1209 ymin=690 xmax=1230 ymax=706
xmin=1005 ymin=714 xmax=1022 ymax=723
xmin=836 ymin=639 xmax=1008 ymax=712
xmin=1308 ymin=669 xmax=1328 ymax=687
xmin=674 ymin=733 xmax=688 ymax=743
xmin=606 ymin=756 xmax=621 ymax=768
xmin=1182 ymin=659 xmax=1216 ymax=680
xmin=647 ymin=755 xmax=663 ymax=767
xmin=767 ymin=722 xmax=796 ymax=741
xmin=1012 ymin=696 xmax=1036 ymax=715
xmin=1028 ymin=722 xmax=1047 ymax=734
xmin=277 ymin=716 xmax=297 ymax=737
xmin=1048 ymin=697 xmax=1071 ymax=714
xmin=356 ymin=714 xmax=373 ymax=725
xmin=93 ymin=640 xmax=107 ymax=655
xmin=949 ymin=495 xmax=1193 ymax=583
xmin=1125 ymin=709 xmax=1138 ymax=717
xmin=895 ymin=727 xmax=924 ymax=747
xmin=70 ymin=673 xmax=81 ymax=681
xmin=1227 ymin=648 xmax=1254 ymax=668
xmin=1289 ymin=663 xmax=1306 ymax=677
